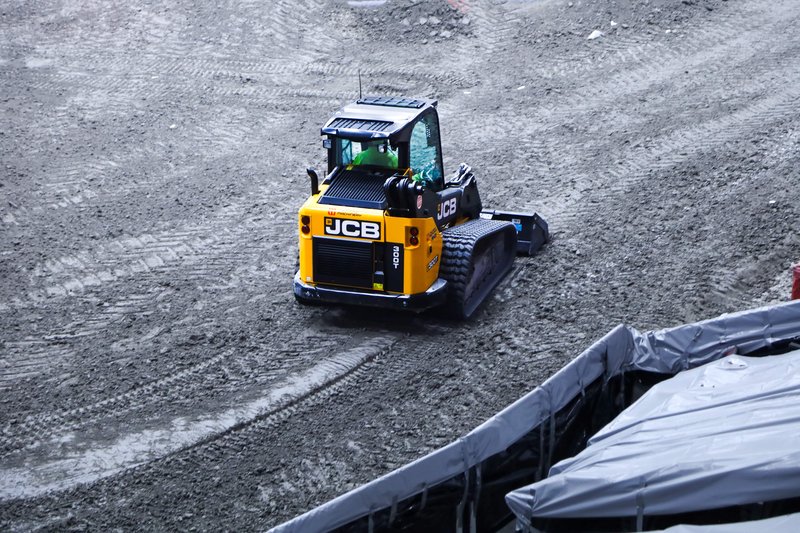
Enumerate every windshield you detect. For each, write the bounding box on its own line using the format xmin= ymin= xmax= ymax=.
xmin=335 ymin=138 xmax=399 ymax=170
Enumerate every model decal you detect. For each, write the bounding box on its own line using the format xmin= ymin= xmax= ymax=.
xmin=391 ymin=244 xmax=401 ymax=270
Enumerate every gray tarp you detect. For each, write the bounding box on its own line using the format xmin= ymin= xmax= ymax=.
xmin=271 ymin=300 xmax=800 ymax=532
xmin=505 ymin=350 xmax=800 ymax=520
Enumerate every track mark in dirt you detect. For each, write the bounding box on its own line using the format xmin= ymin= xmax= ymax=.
xmin=543 ymin=79 xmax=800 ymax=228
xmin=0 ymin=344 xmax=74 ymax=385
xmin=494 ymin=81 xmax=800 ymax=311
xmin=0 ymin=334 xmax=396 ymax=501
xmin=0 ymin=190 xmax=291 ymax=311
xmin=1 ymin=228 xmax=226 ymax=311
xmin=1 ymin=178 xmax=100 ymax=228
xmin=0 ymin=214 xmax=297 ymax=390
xmin=0 ymin=53 xmax=464 ymax=120
xmin=447 ymin=1 xmax=798 ymax=139
xmin=533 ymin=1 xmax=752 ymax=80
xmin=138 ymin=333 xmax=451 ymax=517
xmin=0 ymin=313 xmax=385 ymax=455
xmin=0 ymin=343 xmax=232 ymax=438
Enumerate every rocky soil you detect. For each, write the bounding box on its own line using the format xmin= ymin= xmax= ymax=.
xmin=1 ymin=0 xmax=798 ymax=530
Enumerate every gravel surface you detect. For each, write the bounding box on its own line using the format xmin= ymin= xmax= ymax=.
xmin=1 ymin=0 xmax=799 ymax=530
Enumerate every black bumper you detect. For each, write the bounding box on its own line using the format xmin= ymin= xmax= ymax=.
xmin=294 ymin=272 xmax=448 ymax=312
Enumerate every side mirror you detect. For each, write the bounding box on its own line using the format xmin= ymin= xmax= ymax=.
xmin=307 ymin=168 xmax=320 ymax=196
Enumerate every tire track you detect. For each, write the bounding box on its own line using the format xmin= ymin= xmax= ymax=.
xmin=453 ymin=0 xmax=798 ymax=144
xmin=0 ymin=70 xmax=355 ymax=108
xmin=681 ymin=139 xmax=800 ymax=319
xmin=1 ymin=209 xmax=239 ymax=311
xmin=438 ymin=4 xmax=798 ymax=208
xmin=482 ymin=2 xmax=800 ymax=308
xmin=468 ymin=0 xmax=524 ymax=57
xmin=534 ymin=2 xmax=747 ymax=81
xmin=0 ymin=333 xmax=398 ymax=500
xmin=462 ymin=2 xmax=800 ymax=224
xmin=0 ymin=204 xmax=297 ymax=390
xmin=0 ymin=243 xmax=290 ymax=390
xmin=0 ymin=2 xmax=477 ymax=228
xmin=0 ymin=109 xmax=280 ymax=228
xmin=0 ymin=169 xmax=301 ymax=310
xmin=1 ymin=58 xmax=462 ymax=114
xmin=29 ymin=0 xmax=471 ymax=90
xmin=65 ymin=331 xmax=446 ymax=527
xmin=0 ymin=308 xmax=360 ymax=453
xmin=541 ymin=77 xmax=800 ymax=229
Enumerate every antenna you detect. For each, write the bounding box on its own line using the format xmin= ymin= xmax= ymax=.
xmin=358 ymin=69 xmax=362 ymax=99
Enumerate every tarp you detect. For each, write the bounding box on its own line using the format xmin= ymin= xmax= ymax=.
xmin=270 ymin=300 xmax=800 ymax=532
xmin=505 ymin=350 xmax=800 ymax=520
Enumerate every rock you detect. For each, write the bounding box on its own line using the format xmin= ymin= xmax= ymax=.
xmin=587 ymin=29 xmax=604 ymax=40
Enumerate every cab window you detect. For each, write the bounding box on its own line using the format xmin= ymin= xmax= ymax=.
xmin=409 ymin=113 xmax=444 ymax=190
xmin=335 ymin=138 xmax=398 ymax=169
xmin=338 ymin=138 xmax=354 ymax=166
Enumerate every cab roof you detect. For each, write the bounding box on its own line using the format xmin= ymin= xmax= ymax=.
xmin=320 ymin=96 xmax=438 ymax=141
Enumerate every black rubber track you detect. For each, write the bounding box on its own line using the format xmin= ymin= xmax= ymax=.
xmin=439 ymin=218 xmax=518 ymax=319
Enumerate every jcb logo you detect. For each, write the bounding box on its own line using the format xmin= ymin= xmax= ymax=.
xmin=437 ymin=198 xmax=457 ymax=220
xmin=324 ymin=217 xmax=381 ymax=240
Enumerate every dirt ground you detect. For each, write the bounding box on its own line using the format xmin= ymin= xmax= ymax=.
xmin=1 ymin=0 xmax=799 ymax=530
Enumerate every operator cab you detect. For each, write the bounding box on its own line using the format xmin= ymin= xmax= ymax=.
xmin=320 ymin=96 xmax=445 ymax=194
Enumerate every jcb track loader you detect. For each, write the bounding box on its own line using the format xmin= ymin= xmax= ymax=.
xmin=294 ymin=96 xmax=549 ymax=319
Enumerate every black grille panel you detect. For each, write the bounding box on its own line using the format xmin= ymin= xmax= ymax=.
xmin=328 ymin=117 xmax=393 ymax=132
xmin=319 ymin=169 xmax=387 ymax=209
xmin=313 ymin=237 xmax=374 ymax=289
xmin=357 ymin=96 xmax=426 ymax=109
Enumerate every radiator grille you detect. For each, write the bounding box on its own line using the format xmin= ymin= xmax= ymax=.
xmin=319 ymin=169 xmax=387 ymax=209
xmin=313 ymin=237 xmax=374 ymax=289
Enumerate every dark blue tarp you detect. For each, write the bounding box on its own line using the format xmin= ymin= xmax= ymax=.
xmin=506 ymin=350 xmax=800 ymax=523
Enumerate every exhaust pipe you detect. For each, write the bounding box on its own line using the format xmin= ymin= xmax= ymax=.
xmin=307 ymin=168 xmax=320 ymax=196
